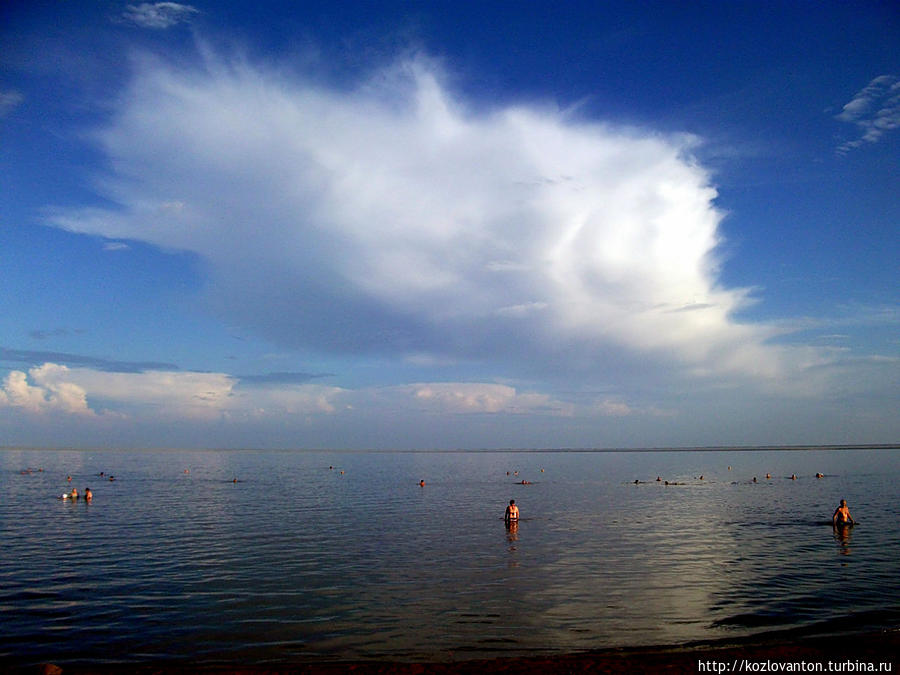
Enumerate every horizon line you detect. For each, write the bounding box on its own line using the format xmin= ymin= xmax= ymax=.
xmin=2 ymin=443 xmax=897 ymax=454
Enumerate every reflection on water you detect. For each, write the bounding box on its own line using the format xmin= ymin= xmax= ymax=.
xmin=833 ymin=523 xmax=853 ymax=555
xmin=1 ymin=448 xmax=898 ymax=667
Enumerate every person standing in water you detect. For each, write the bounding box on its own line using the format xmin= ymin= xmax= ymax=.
xmin=505 ymin=499 xmax=519 ymax=525
xmin=833 ymin=499 xmax=854 ymax=526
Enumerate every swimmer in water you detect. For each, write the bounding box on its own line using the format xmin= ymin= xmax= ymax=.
xmin=84 ymin=487 xmax=92 ymax=502
xmin=419 ymin=479 xmax=426 ymax=487
xmin=505 ymin=499 xmax=519 ymax=525
xmin=832 ymin=499 xmax=854 ymax=526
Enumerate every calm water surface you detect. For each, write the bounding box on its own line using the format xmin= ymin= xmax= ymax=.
xmin=2 ymin=448 xmax=899 ymax=668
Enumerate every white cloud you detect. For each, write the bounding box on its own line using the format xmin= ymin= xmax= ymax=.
xmin=493 ymin=301 xmax=549 ymax=318
xmin=594 ymin=399 xmax=634 ymax=417
xmin=122 ymin=3 xmax=198 ymax=29
xmin=0 ymin=364 xmax=93 ymax=415
xmin=402 ymin=382 xmax=572 ymax=415
xmin=230 ymin=382 xmax=347 ymax=418
xmin=0 ymin=363 xmax=637 ymax=427
xmin=0 ymin=363 xmax=346 ymax=422
xmin=2 ymin=360 xmax=895 ymax=447
xmin=103 ymin=241 xmax=131 ymax=251
xmin=48 ymin=53 xmax=814 ymax=390
xmin=0 ymin=90 xmax=24 ymax=117
xmin=835 ymin=74 xmax=900 ymax=154
xmin=66 ymin=368 xmax=235 ymax=420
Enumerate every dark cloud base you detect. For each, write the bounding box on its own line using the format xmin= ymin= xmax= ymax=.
xmin=0 ymin=347 xmax=178 ymax=373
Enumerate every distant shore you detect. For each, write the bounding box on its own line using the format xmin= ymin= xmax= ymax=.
xmin=3 ymin=443 xmax=898 ymax=454
xmin=21 ymin=629 xmax=899 ymax=675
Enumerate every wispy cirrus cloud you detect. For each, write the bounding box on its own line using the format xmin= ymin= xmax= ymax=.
xmin=835 ymin=74 xmax=900 ymax=154
xmin=28 ymin=328 xmax=85 ymax=341
xmin=102 ymin=241 xmax=131 ymax=251
xmin=0 ymin=90 xmax=24 ymax=117
xmin=121 ymin=3 xmax=198 ymax=29
xmin=237 ymin=371 xmax=333 ymax=386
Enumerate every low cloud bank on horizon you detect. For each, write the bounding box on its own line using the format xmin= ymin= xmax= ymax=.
xmin=0 ymin=362 xmax=647 ymax=449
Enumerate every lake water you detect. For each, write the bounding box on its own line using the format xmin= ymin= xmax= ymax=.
xmin=2 ymin=447 xmax=899 ymax=669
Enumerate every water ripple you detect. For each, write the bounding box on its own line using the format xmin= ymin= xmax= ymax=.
xmin=2 ymin=448 xmax=898 ymax=667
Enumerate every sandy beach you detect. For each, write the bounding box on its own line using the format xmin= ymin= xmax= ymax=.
xmin=23 ymin=629 xmax=899 ymax=675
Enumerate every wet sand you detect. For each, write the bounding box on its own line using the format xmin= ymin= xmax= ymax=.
xmin=26 ymin=629 xmax=899 ymax=675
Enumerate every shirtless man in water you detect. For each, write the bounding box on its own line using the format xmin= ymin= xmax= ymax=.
xmin=832 ymin=499 xmax=854 ymax=526
xmin=505 ymin=499 xmax=519 ymax=525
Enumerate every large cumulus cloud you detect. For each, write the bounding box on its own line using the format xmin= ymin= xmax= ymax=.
xmin=48 ymin=53 xmax=791 ymax=384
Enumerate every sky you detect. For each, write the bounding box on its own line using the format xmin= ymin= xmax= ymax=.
xmin=0 ymin=1 xmax=897 ymax=450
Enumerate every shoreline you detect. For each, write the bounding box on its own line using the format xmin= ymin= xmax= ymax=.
xmin=18 ymin=629 xmax=900 ymax=675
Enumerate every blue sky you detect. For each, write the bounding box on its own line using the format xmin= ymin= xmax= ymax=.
xmin=1 ymin=1 xmax=897 ymax=450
